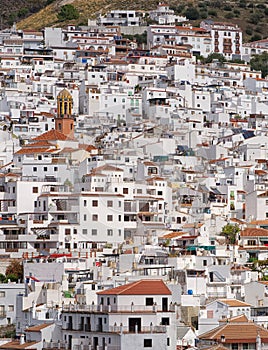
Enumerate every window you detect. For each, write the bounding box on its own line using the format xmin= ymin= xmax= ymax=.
xmin=33 ymin=167 xmax=37 ymax=172
xmin=118 ymin=201 xmax=121 ymax=207
xmin=92 ymin=229 xmax=97 ymax=236
xmin=167 ymin=338 xmax=170 ymax=346
xmin=107 ymin=215 xmax=113 ymax=222
xmin=84 ymin=200 xmax=87 ymax=207
xmin=123 ymin=188 xmax=128 ymax=194
xmin=92 ymin=200 xmax=98 ymax=207
xmin=161 ymin=317 xmax=170 ymax=325
xmin=118 ymin=229 xmax=121 ymax=236
xmin=8 ymin=305 xmax=14 ymax=312
xmin=32 ymin=187 xmax=38 ymax=193
xmin=248 ymin=240 xmax=256 ymax=246
xmin=203 ymin=260 xmax=207 ymax=266
xmin=107 ymin=200 xmax=113 ymax=207
xmin=82 ymin=229 xmax=87 ymax=235
xmin=54 ymin=167 xmax=58 ymax=172
xmin=118 ymin=215 xmax=121 ymax=221
xmin=0 ymin=292 xmax=5 ymax=297
xmin=144 ymin=339 xmax=152 ymax=348
xmin=146 ymin=298 xmax=154 ymax=306
xmin=107 ymin=229 xmax=113 ymax=236
xmin=92 ymin=214 xmax=98 ymax=221
xmin=84 ymin=214 xmax=87 ymax=221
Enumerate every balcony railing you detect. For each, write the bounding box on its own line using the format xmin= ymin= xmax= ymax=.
xmin=62 ymin=303 xmax=175 ymax=313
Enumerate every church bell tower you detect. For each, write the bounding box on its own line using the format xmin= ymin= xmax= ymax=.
xmin=55 ymin=89 xmax=74 ymax=139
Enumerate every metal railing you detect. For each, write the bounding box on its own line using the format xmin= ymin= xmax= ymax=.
xmin=62 ymin=303 xmax=175 ymax=313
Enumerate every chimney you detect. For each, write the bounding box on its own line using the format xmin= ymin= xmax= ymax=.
xmin=256 ymin=331 xmax=261 ymax=350
xmin=20 ymin=334 xmax=25 ymax=345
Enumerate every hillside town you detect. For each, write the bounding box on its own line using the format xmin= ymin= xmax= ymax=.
xmin=0 ymin=3 xmax=267 ymax=349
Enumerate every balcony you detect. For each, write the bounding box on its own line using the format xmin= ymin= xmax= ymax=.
xmin=4 ymin=234 xmax=19 ymax=240
xmin=43 ymin=341 xmax=66 ymax=350
xmin=62 ymin=303 xmax=175 ymax=313
xmin=108 ymin=324 xmax=166 ymax=334
xmin=62 ymin=323 xmax=73 ymax=330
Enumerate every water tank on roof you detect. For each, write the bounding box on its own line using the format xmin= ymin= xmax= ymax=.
xmin=187 ymin=290 xmax=193 ymax=295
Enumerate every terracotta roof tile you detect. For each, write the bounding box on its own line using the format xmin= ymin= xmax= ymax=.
xmin=217 ymin=299 xmax=251 ymax=307
xmin=97 ymin=279 xmax=171 ymax=296
xmin=33 ymin=129 xmax=73 ymax=141
xmin=0 ymin=341 xmax=38 ymax=349
xmin=92 ymin=164 xmax=124 ymax=173
xmin=199 ymin=316 xmax=268 ymax=343
xmin=240 ymin=228 xmax=268 ymax=237
xmin=249 ymin=219 xmax=268 ymax=226
xmin=15 ymin=148 xmax=56 ymax=155
xmin=25 ymin=323 xmax=53 ymax=332
xmin=160 ymin=231 xmax=189 ymax=239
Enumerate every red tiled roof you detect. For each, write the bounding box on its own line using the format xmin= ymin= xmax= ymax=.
xmin=24 ymin=140 xmax=53 ymax=147
xmin=0 ymin=341 xmax=38 ymax=349
xmin=217 ymin=299 xmax=251 ymax=307
xmin=199 ymin=316 xmax=268 ymax=343
xmin=255 ymin=169 xmax=267 ymax=175
xmin=25 ymin=323 xmax=53 ymax=332
xmin=250 ymin=219 xmax=268 ymax=225
xmin=240 ymin=228 xmax=268 ymax=237
xmin=33 ymin=129 xmax=72 ymax=141
xmin=97 ymin=279 xmax=171 ymax=295
xmin=78 ymin=144 xmax=98 ymax=152
xmin=15 ymin=147 xmax=56 ymax=155
xmin=91 ymin=164 xmax=124 ymax=173
xmin=159 ymin=231 xmax=189 ymax=239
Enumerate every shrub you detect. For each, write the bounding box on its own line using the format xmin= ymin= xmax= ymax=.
xmin=205 ymin=53 xmax=226 ymax=63
xmin=5 ymin=260 xmax=23 ymax=282
xmin=176 ymin=5 xmax=185 ymax=14
xmin=57 ymin=4 xmax=79 ymax=21
xmin=250 ymin=52 xmax=268 ymax=78
xmin=233 ymin=9 xmax=240 ymax=16
xmin=200 ymin=11 xmax=208 ymax=19
xmin=245 ymin=27 xmax=253 ymax=35
xmin=223 ymin=5 xmax=232 ymax=11
xmin=208 ymin=9 xmax=217 ymax=16
xmin=248 ymin=13 xmax=261 ymax=24
xmin=17 ymin=7 xmax=28 ymax=17
xmin=225 ymin=12 xmax=234 ymax=19
xmin=250 ymin=34 xmax=262 ymax=42
xmin=184 ymin=7 xmax=200 ymax=20
xmin=238 ymin=1 xmax=246 ymax=8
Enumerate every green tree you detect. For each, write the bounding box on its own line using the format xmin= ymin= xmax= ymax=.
xmin=248 ymin=13 xmax=261 ymax=25
xmin=220 ymin=224 xmax=240 ymax=244
xmin=204 ymin=53 xmax=226 ymax=63
xmin=250 ymin=34 xmax=262 ymax=42
xmin=184 ymin=7 xmax=200 ymax=20
xmin=5 ymin=260 xmax=23 ymax=282
xmin=250 ymin=52 xmax=268 ymax=78
xmin=225 ymin=12 xmax=234 ymax=19
xmin=57 ymin=4 xmax=79 ymax=22
xmin=208 ymin=9 xmax=217 ymax=16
